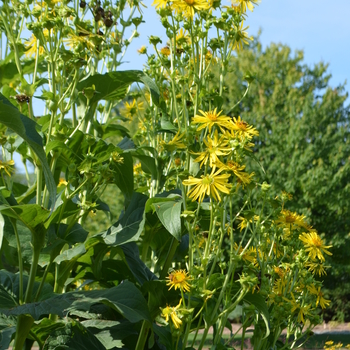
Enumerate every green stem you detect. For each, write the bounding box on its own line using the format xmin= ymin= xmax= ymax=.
xmin=11 ymin=219 xmax=23 ymax=304
xmin=159 ymin=238 xmax=180 ymax=280
xmin=13 ymin=315 xmax=34 ymax=350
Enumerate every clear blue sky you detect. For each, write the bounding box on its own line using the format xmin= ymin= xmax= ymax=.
xmin=123 ymin=0 xmax=350 ymax=99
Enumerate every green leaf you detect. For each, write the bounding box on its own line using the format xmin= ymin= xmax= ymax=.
xmin=42 ymin=320 xmax=105 ymax=350
xmin=2 ymin=280 xmax=151 ymax=323
xmin=0 ymin=315 xmax=16 ymax=350
xmin=0 ymin=204 xmax=50 ymax=230
xmin=53 ymin=243 xmax=86 ymax=264
xmin=153 ymin=197 xmax=182 ymax=241
xmin=244 ymin=292 xmax=270 ymax=339
xmin=0 ymin=94 xmax=56 ymax=210
xmin=82 ymin=320 xmax=137 ymax=349
xmin=120 ymin=243 xmax=157 ymax=286
xmin=0 ymin=270 xmax=54 ymax=310
xmin=113 ymin=152 xmax=134 ymax=202
xmin=77 ymin=70 xmax=160 ymax=105
xmin=97 ymin=192 xmax=148 ymax=246
xmin=132 ymin=154 xmax=158 ymax=178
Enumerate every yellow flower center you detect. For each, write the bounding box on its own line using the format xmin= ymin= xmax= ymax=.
xmin=227 ymin=161 xmax=239 ymax=170
xmin=284 ymin=214 xmax=296 ymax=223
xmin=206 ymin=112 xmax=217 ymax=121
xmin=310 ymin=236 xmax=322 ymax=247
xmin=202 ymin=175 xmax=214 ymax=185
xmin=237 ymin=121 xmax=248 ymax=130
xmin=184 ymin=0 xmax=195 ymax=4
xmin=174 ymin=274 xmax=186 ymax=283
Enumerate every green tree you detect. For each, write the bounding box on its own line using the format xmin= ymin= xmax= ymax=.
xmin=218 ymin=39 xmax=350 ymax=321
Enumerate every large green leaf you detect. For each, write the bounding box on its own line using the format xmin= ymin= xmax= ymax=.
xmin=42 ymin=320 xmax=105 ymax=350
xmin=0 ymin=315 xmax=16 ymax=350
xmin=244 ymin=292 xmax=270 ymax=339
xmin=120 ymin=243 xmax=157 ymax=286
xmin=96 ymin=192 xmax=148 ymax=246
xmin=53 ymin=243 xmax=86 ymax=264
xmin=77 ymin=70 xmax=160 ymax=105
xmin=153 ymin=197 xmax=182 ymax=241
xmin=82 ymin=320 xmax=137 ymax=349
xmin=0 ymin=204 xmax=50 ymax=230
xmin=2 ymin=280 xmax=151 ymax=323
xmin=0 ymin=94 xmax=56 ymax=210
xmin=0 ymin=270 xmax=54 ymax=309
xmin=112 ymin=152 xmax=134 ymax=202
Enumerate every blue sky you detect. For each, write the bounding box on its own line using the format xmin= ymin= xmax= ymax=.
xmin=123 ymin=0 xmax=350 ymax=99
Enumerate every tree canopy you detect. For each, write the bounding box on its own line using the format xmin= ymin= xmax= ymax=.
xmin=217 ymin=39 xmax=350 ymax=319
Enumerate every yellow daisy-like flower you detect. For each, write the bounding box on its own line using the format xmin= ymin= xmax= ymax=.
xmin=166 ymin=269 xmax=192 ymax=292
xmin=183 ymin=168 xmax=232 ymax=202
xmin=231 ymin=0 xmax=260 ymax=13
xmin=137 ymin=46 xmax=147 ymax=54
xmin=160 ymin=46 xmax=171 ymax=56
xmin=0 ymin=160 xmax=15 ymax=177
xmin=305 ymin=261 xmax=328 ymax=277
xmin=172 ymin=0 xmax=211 ymax=18
xmin=191 ymin=130 xmax=231 ymax=169
xmin=161 ymin=299 xmax=183 ymax=329
xmin=307 ymin=284 xmax=331 ymax=309
xmin=152 ymin=0 xmax=169 ymax=9
xmin=122 ymin=99 xmax=144 ymax=119
xmin=227 ymin=116 xmax=259 ymax=139
xmin=276 ymin=210 xmax=311 ymax=231
xmin=233 ymin=243 xmax=256 ymax=264
xmin=216 ymin=160 xmax=254 ymax=186
xmin=299 ymin=231 xmax=332 ymax=262
xmin=192 ymin=108 xmax=232 ymax=133
xmin=176 ymin=28 xmax=190 ymax=45
xmin=232 ymin=21 xmax=253 ymax=51
xmin=160 ymin=131 xmax=187 ymax=152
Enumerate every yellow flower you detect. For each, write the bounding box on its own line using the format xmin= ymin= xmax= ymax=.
xmin=183 ymin=168 xmax=232 ymax=203
xmin=152 ymin=0 xmax=169 ymax=9
xmin=160 ymin=131 xmax=187 ymax=152
xmin=122 ymin=99 xmax=144 ymax=119
xmin=58 ymin=178 xmax=68 ymax=187
xmin=137 ymin=46 xmax=147 ymax=54
xmin=299 ymin=231 xmax=332 ymax=262
xmin=0 ymin=160 xmax=15 ymax=177
xmin=166 ymin=269 xmax=192 ymax=292
xmin=161 ymin=299 xmax=183 ymax=329
xmin=176 ymin=28 xmax=190 ymax=45
xmin=232 ymin=21 xmax=253 ymax=51
xmin=307 ymin=284 xmax=331 ymax=309
xmin=276 ymin=210 xmax=311 ymax=231
xmin=172 ymin=0 xmax=211 ymax=18
xmin=216 ymin=160 xmax=253 ymax=186
xmin=231 ymin=0 xmax=260 ymax=13
xmin=227 ymin=116 xmax=259 ymax=139
xmin=233 ymin=243 xmax=256 ymax=264
xmin=160 ymin=46 xmax=171 ymax=56
xmin=305 ymin=261 xmax=328 ymax=277
xmin=192 ymin=108 xmax=232 ymax=133
xmin=284 ymin=293 xmax=312 ymax=324
xmin=25 ymin=35 xmax=43 ymax=57
xmin=191 ymin=130 xmax=231 ymax=169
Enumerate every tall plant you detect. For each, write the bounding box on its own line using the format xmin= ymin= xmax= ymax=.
xmin=0 ymin=0 xmax=332 ymax=349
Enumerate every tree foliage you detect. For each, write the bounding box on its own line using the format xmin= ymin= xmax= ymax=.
xmin=219 ymin=39 xmax=350 ymax=319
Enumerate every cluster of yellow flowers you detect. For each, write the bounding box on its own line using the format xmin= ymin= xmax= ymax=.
xmin=182 ymin=109 xmax=258 ymax=203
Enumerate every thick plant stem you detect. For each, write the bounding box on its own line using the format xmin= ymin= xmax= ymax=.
xmin=13 ymin=315 xmax=34 ymax=350
xmin=135 ymin=320 xmax=151 ymax=350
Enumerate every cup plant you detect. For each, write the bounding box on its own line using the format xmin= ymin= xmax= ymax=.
xmin=0 ymin=0 xmax=333 ymax=349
